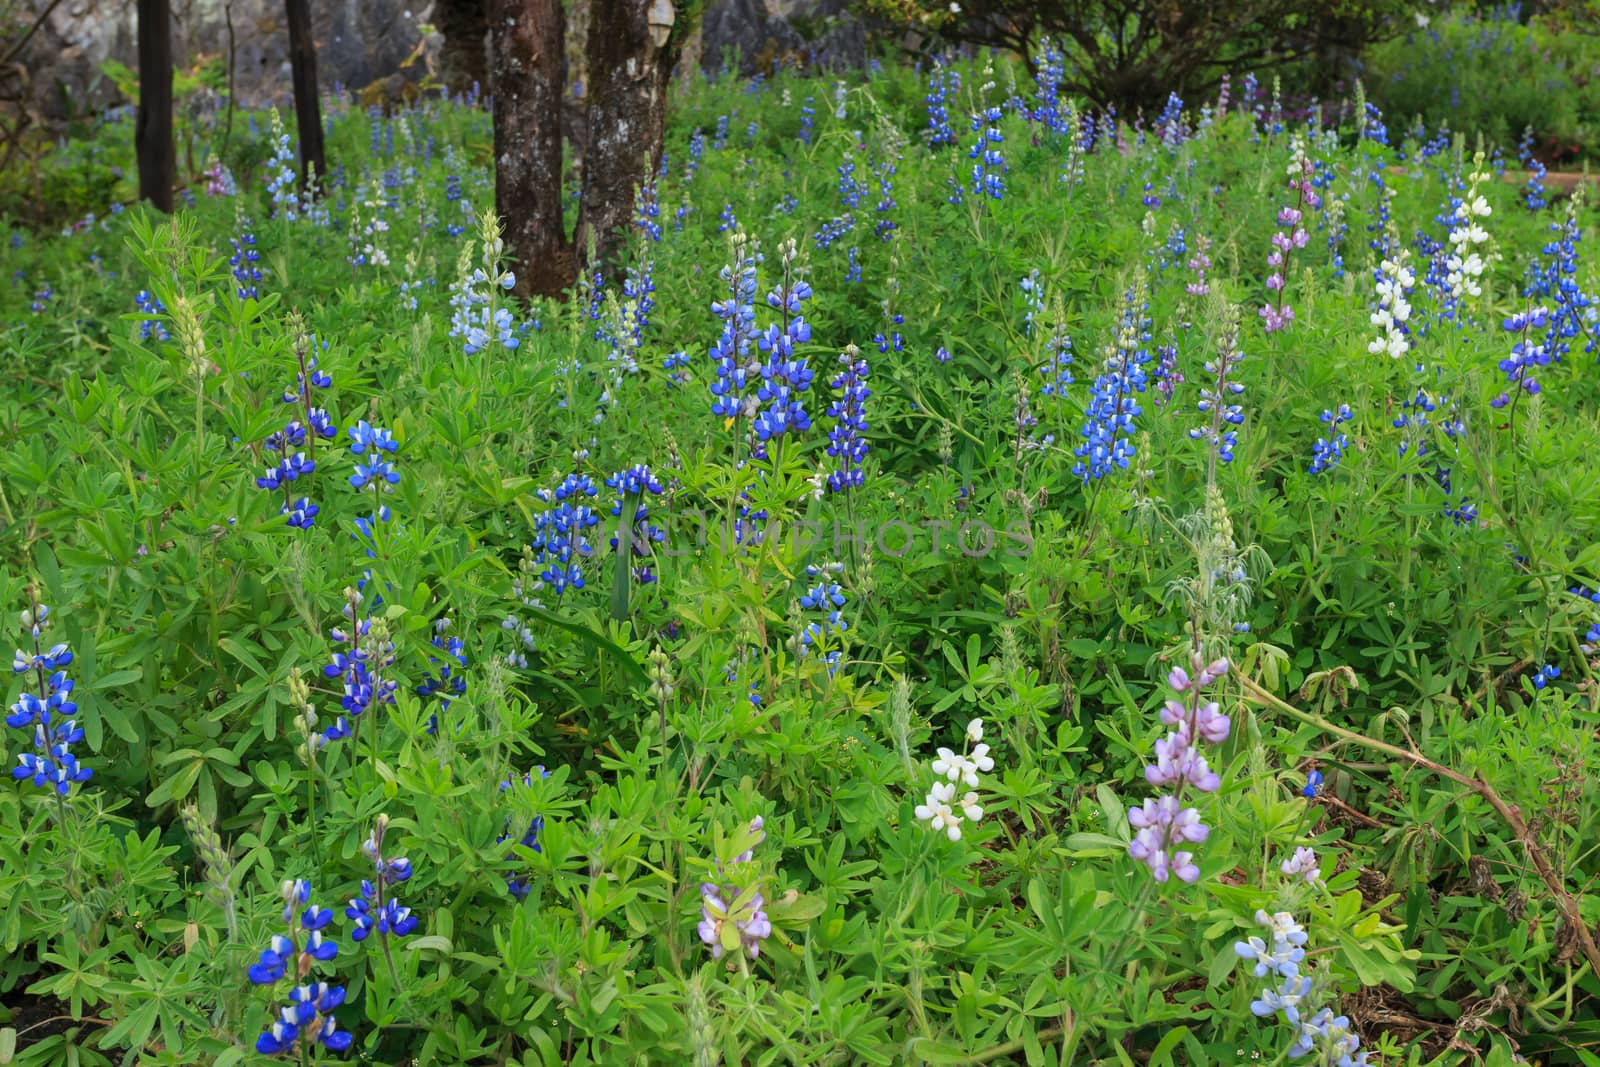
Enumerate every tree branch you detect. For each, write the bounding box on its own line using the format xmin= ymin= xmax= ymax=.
xmin=1 ymin=0 xmax=69 ymax=69
xmin=1240 ymin=673 xmax=1600 ymax=982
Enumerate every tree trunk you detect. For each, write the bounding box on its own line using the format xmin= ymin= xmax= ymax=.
xmin=435 ymin=0 xmax=490 ymax=95
xmin=578 ymin=0 xmax=682 ymax=270
xmin=285 ymin=0 xmax=326 ymax=192
xmin=135 ymin=0 xmax=175 ymax=212
xmin=490 ymin=0 xmax=575 ymax=298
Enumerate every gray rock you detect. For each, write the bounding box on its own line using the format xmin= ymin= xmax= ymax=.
xmin=698 ymin=0 xmax=867 ymax=76
xmin=12 ymin=0 xmax=439 ymax=120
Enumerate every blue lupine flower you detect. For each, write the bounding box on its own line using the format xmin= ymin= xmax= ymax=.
xmin=1518 ymin=127 xmax=1547 ymax=211
xmin=1018 ymin=270 xmax=1046 ymax=334
xmin=623 ymin=259 xmax=657 ymax=338
xmin=264 ymin=112 xmax=300 ymax=220
xmin=686 ymin=129 xmax=705 ymax=181
xmin=256 ymin=452 xmax=315 ymax=492
xmin=347 ymin=815 xmax=419 ymax=942
xmin=348 ymin=423 xmax=400 ymax=491
xmin=813 ymin=214 xmax=855 ymax=251
xmin=230 ymin=222 xmax=263 ymax=300
xmin=708 ymin=235 xmax=762 ymax=421
xmin=1492 ymin=308 xmax=1553 ymax=409
xmin=752 ymin=319 xmax=815 ymax=448
xmin=349 ymin=458 xmax=398 ymax=491
xmin=664 ymin=348 xmax=692 ymax=386
xmin=1361 ymin=100 xmax=1388 ymax=145
xmin=869 ymin=310 xmax=902 ymax=357
xmin=247 ymin=934 xmax=298 ymax=985
xmin=1074 ymin=285 xmax=1151 ymax=481
xmin=249 ymin=882 xmax=341 ymax=1011
xmin=347 ymin=884 xmax=418 ymax=941
xmin=1532 ymin=663 xmax=1560 ymax=690
xmin=633 ymin=178 xmax=662 ymax=242
xmin=135 ymin=290 xmax=170 ymax=341
xmin=1303 ymin=769 xmax=1323 ymax=798
xmin=606 ymin=465 xmax=666 ymax=584
xmin=1154 ymin=92 xmax=1188 ymax=151
xmin=1252 ymin=973 xmax=1314 ymax=1024
xmin=283 ymin=497 xmax=319 ymax=529
xmin=320 ymin=599 xmax=398 ymax=744
xmin=826 ymin=348 xmax=870 ymax=493
xmin=529 ymin=474 xmax=602 ymax=594
xmin=447 ymin=231 xmax=521 ymax=356
xmin=798 ymin=96 xmax=815 ymax=145
xmin=418 ymin=618 xmax=467 ymax=734
xmin=348 ymin=421 xmax=397 ymax=455
xmin=797 ymin=575 xmax=848 ymax=673
xmin=967 ymin=104 xmax=1007 ymax=202
xmin=1523 ymin=209 xmax=1595 ymax=367
xmin=499 ymin=767 xmax=551 ymax=900
xmin=1309 ymin=404 xmax=1354 ymax=474
xmin=282 ymin=356 xmax=333 ymax=403
xmin=1031 ymin=42 xmax=1068 ymax=135
xmin=248 ymin=902 xmax=352 ymax=1062
xmin=838 ymin=156 xmax=867 ymax=210
xmin=1233 ymin=912 xmax=1307 ymax=979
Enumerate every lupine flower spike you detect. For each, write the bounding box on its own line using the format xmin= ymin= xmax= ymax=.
xmin=347 ymin=814 xmax=419 ymax=966
xmin=914 ymin=717 xmax=993 ymax=841
xmin=698 ymin=815 xmax=773 ymax=961
xmin=499 ymin=767 xmax=551 ymax=900
xmin=1260 ymin=136 xmax=1317 ymax=333
xmin=1237 ymin=908 xmax=1371 ymax=1064
xmin=1127 ymin=653 xmax=1230 ymax=883
xmin=250 ymin=880 xmax=353 ymax=1056
xmin=8 ymin=594 xmax=91 ymax=798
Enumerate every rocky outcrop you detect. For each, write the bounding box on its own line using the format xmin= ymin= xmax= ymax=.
xmin=10 ymin=0 xmax=440 ymax=120
xmin=698 ymin=0 xmax=867 ymax=76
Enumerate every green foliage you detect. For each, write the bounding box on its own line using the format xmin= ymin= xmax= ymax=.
xmin=1 ymin=51 xmax=1600 ymax=1066
xmin=1365 ymin=7 xmax=1600 ymax=164
xmin=856 ymin=0 xmax=1427 ymax=112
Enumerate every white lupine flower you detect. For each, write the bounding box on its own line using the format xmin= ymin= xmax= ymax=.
xmin=1369 ymin=254 xmax=1415 ymax=359
xmin=1444 ymin=160 xmax=1493 ymax=305
xmin=915 ymin=781 xmax=963 ymax=840
xmin=914 ymin=718 xmax=998 ymax=840
xmin=968 ymin=742 xmax=995 ymax=781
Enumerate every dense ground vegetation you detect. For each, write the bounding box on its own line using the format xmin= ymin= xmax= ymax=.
xmin=4 ymin=50 xmax=1600 ymax=1066
xmin=1363 ymin=5 xmax=1600 ymax=165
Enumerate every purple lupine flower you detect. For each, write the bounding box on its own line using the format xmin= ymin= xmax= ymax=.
xmin=697 ymin=815 xmax=773 ymax=959
xmin=1259 ymin=138 xmax=1317 ymax=333
xmin=1127 ymin=652 xmax=1230 ymax=883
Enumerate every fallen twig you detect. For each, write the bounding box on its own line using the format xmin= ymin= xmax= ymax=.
xmin=1240 ymin=673 xmax=1600 ymax=982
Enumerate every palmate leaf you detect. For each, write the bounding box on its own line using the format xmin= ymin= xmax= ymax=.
xmin=518 ymin=603 xmax=649 ymax=688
